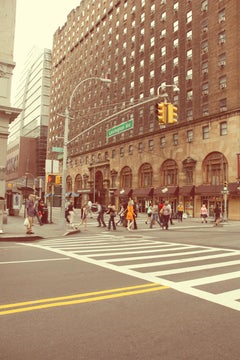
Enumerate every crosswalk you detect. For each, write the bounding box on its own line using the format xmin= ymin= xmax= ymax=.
xmin=23 ymin=234 xmax=240 ymax=312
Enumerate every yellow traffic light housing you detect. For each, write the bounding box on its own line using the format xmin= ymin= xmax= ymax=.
xmin=167 ymin=103 xmax=178 ymax=124
xmin=155 ymin=102 xmax=166 ymax=124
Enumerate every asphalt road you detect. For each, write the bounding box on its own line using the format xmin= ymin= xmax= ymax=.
xmin=0 ymin=225 xmax=240 ymax=360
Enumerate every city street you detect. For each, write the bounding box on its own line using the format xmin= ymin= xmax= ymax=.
xmin=1 ymin=220 xmax=240 ymax=359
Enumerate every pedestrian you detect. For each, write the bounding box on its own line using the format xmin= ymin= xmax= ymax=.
xmin=25 ymin=194 xmax=36 ymax=234
xmin=177 ymin=201 xmax=184 ymax=222
xmin=160 ymin=200 xmax=172 ymax=230
xmin=150 ymin=202 xmax=161 ymax=229
xmin=67 ymin=201 xmax=75 ymax=227
xmin=214 ymin=203 xmax=222 ymax=226
xmin=96 ymin=201 xmax=107 ymax=227
xmin=34 ymin=197 xmax=43 ymax=225
xmin=80 ymin=204 xmax=88 ymax=230
xmin=116 ymin=204 xmax=126 ymax=226
xmin=106 ymin=204 xmax=117 ymax=230
xmin=200 ymin=204 xmax=208 ymax=223
xmin=158 ymin=201 xmax=164 ymax=226
xmin=145 ymin=202 xmax=152 ymax=224
xmin=126 ymin=199 xmax=134 ymax=231
xmin=133 ymin=201 xmax=138 ymax=229
xmin=87 ymin=200 xmax=93 ymax=218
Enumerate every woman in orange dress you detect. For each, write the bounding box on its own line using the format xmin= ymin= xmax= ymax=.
xmin=126 ymin=199 xmax=134 ymax=231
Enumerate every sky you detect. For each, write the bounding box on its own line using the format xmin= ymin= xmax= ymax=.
xmin=12 ymin=0 xmax=81 ymax=100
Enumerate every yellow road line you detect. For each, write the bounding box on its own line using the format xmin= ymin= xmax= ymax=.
xmin=0 ymin=283 xmax=169 ymax=316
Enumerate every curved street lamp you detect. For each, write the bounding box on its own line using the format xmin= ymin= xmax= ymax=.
xmin=157 ymin=84 xmax=180 ymax=101
xmin=60 ymin=77 xmax=111 ymax=226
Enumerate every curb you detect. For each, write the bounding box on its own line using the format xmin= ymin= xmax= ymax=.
xmin=0 ymin=235 xmax=44 ymax=242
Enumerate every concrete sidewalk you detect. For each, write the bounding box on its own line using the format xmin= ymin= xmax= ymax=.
xmin=0 ymin=207 xmax=237 ymax=241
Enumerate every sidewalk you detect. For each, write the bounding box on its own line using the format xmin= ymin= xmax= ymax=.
xmin=0 ymin=207 xmax=237 ymax=241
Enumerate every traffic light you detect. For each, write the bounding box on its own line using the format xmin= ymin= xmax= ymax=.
xmin=167 ymin=103 xmax=178 ymax=124
xmin=55 ymin=175 xmax=62 ymax=185
xmin=155 ymin=102 xmax=166 ymax=124
xmin=47 ymin=175 xmax=56 ymax=183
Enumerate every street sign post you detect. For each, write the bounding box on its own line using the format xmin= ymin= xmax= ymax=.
xmin=107 ymin=119 xmax=134 ymax=138
xmin=52 ymin=147 xmax=64 ymax=153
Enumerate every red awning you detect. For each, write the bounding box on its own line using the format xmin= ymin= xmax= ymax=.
xmin=154 ymin=186 xmax=179 ymax=196
xmin=227 ymin=182 xmax=240 ymax=195
xmin=114 ymin=188 xmax=133 ymax=197
xmin=195 ymin=184 xmax=222 ymax=195
xmin=179 ymin=185 xmax=195 ymax=196
xmin=133 ymin=188 xmax=153 ymax=197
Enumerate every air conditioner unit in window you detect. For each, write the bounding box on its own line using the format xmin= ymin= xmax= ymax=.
xmin=187 ymin=137 xmax=193 ymax=143
xmin=220 ymin=83 xmax=226 ymax=89
xmin=219 ymin=61 xmax=226 ymax=67
xmin=202 ymin=90 xmax=208 ymax=95
xmin=202 ymin=69 xmax=208 ymax=75
xmin=219 ymin=38 xmax=225 ymax=44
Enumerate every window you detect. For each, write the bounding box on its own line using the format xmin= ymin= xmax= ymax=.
xmin=219 ymin=98 xmax=227 ymax=112
xmin=139 ymin=163 xmax=153 ymax=187
xmin=187 ymin=89 xmax=193 ymax=101
xmin=161 ymin=46 xmax=166 ymax=56
xmin=120 ymin=166 xmax=132 ymax=188
xmin=202 ymin=83 xmax=209 ymax=96
xmin=173 ymin=20 xmax=179 ymax=32
xmin=129 ymin=145 xmax=133 ymax=154
xmin=219 ymin=76 xmax=227 ymax=89
xmin=203 ymin=152 xmax=227 ymax=185
xmin=160 ymin=136 xmax=166 ymax=147
xmin=148 ymin=139 xmax=154 ymax=151
xmin=120 ymin=147 xmax=124 ymax=157
xmin=173 ymin=57 xmax=179 ymax=67
xmin=220 ymin=121 xmax=227 ymax=136
xmin=218 ymin=31 xmax=226 ymax=45
xmin=138 ymin=142 xmax=143 ymax=152
xmin=161 ymin=160 xmax=178 ymax=186
xmin=187 ymin=129 xmax=193 ymax=142
xmin=173 ymin=133 xmax=178 ymax=145
xmin=202 ymin=125 xmax=209 ymax=139
xmin=201 ymin=40 xmax=208 ymax=54
xmin=202 ymin=61 xmax=208 ymax=75
xmin=186 ymin=49 xmax=192 ymax=60
xmin=218 ymin=9 xmax=225 ymax=23
xmin=218 ymin=53 xmax=226 ymax=67
xmin=201 ymin=0 xmax=208 ymax=12
xmin=187 ymin=30 xmax=192 ymax=41
xmin=186 ymin=69 xmax=193 ymax=80
xmin=186 ymin=10 xmax=192 ymax=23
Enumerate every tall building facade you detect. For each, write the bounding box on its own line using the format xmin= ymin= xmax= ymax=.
xmin=6 ymin=47 xmax=51 ymax=201
xmin=0 ymin=0 xmax=21 ymax=227
xmin=48 ymin=0 xmax=240 ymax=219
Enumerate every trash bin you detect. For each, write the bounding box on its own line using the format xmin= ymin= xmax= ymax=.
xmin=42 ymin=207 xmax=49 ymax=224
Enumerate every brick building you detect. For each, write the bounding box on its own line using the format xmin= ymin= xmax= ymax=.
xmin=48 ymin=0 xmax=240 ymax=219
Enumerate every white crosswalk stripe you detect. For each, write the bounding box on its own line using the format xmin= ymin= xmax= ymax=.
xmin=23 ymin=234 xmax=240 ymax=311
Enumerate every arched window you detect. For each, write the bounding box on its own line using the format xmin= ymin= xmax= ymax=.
xmin=161 ymin=159 xmax=178 ymax=186
xmin=139 ymin=163 xmax=153 ymax=187
xmin=66 ymin=175 xmax=72 ymax=192
xmin=74 ymin=174 xmax=82 ymax=192
xmin=203 ymin=152 xmax=227 ymax=185
xmin=120 ymin=166 xmax=132 ymax=188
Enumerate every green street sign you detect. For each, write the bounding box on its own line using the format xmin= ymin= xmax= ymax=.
xmin=107 ymin=119 xmax=134 ymax=138
xmin=52 ymin=147 xmax=64 ymax=153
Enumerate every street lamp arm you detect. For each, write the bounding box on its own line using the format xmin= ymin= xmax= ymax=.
xmin=60 ymin=76 xmax=111 ymax=227
xmin=67 ymin=95 xmax=159 ymax=145
xmin=157 ymin=84 xmax=180 ymax=96
xmin=69 ymin=77 xmax=111 ymax=109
